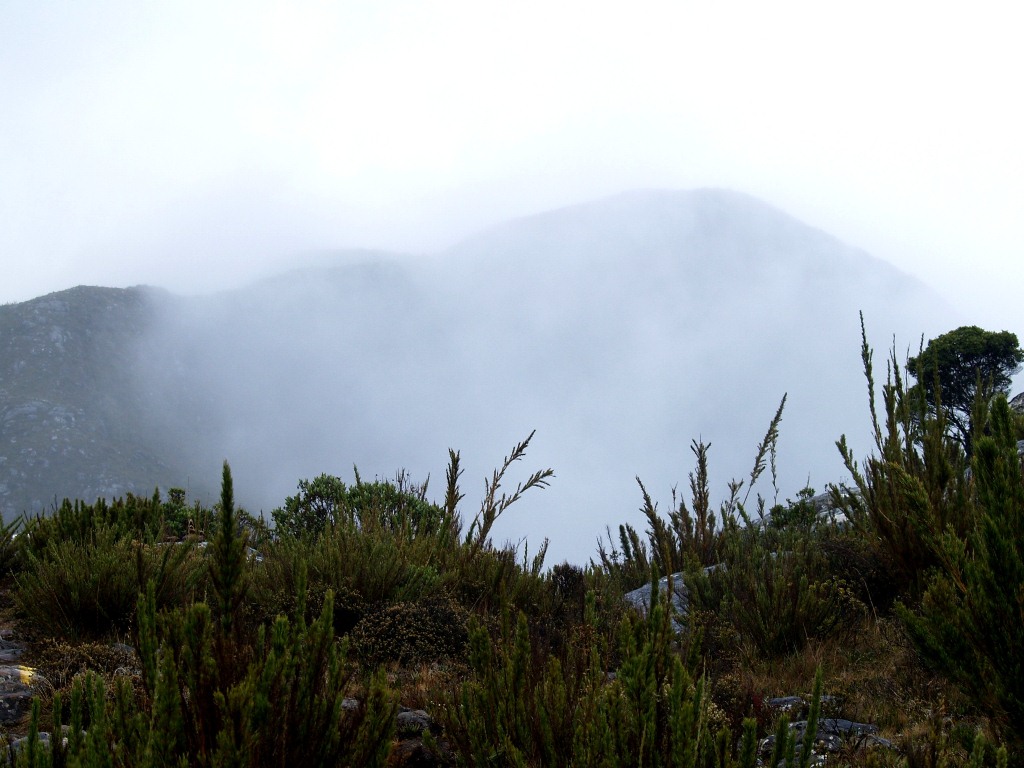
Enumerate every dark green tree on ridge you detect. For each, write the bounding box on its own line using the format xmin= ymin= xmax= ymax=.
xmin=907 ymin=326 xmax=1023 ymax=455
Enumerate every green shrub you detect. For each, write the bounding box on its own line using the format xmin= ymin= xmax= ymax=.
xmin=835 ymin=320 xmax=1022 ymax=755
xmin=300 ymin=520 xmax=446 ymax=635
xmin=247 ymin=537 xmax=365 ymax=636
xmin=349 ymin=594 xmax=469 ymax=667
xmin=251 ymin=437 xmax=556 ymax=640
xmin=818 ymin=523 xmax=900 ymax=614
xmin=131 ymin=585 xmax=395 ymax=767
xmin=158 ymin=486 xmax=214 ymax=540
xmin=15 ymin=526 xmax=204 ymax=641
xmin=21 ymin=493 xmax=168 ymax=557
xmin=834 ymin=318 xmax=976 ymax=598
xmin=15 ymin=462 xmax=398 ymax=767
xmin=16 ymin=592 xmax=396 ymax=767
xmin=901 ymin=396 xmax=1024 ymax=752
xmin=690 ymin=524 xmax=865 ymax=658
xmin=271 ymin=471 xmax=454 ymax=543
xmin=443 ymin=574 xmax=759 ymax=768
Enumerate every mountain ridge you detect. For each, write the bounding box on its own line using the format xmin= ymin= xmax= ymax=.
xmin=0 ymin=189 xmax=958 ymax=562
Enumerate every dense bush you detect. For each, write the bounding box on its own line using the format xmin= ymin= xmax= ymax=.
xmin=834 ymin=319 xmax=1023 ymax=758
xmin=901 ymin=396 xmax=1024 ymax=749
xmin=250 ymin=511 xmax=450 ymax=638
xmin=15 ymin=462 xmax=398 ymax=767
xmin=443 ymin=577 xmax=759 ymax=767
xmin=271 ymin=471 xmax=452 ymax=542
xmin=349 ymin=594 xmax=469 ymax=666
xmin=690 ymin=524 xmax=865 ymax=658
xmin=21 ymin=494 xmax=166 ymax=556
xmin=834 ymin=321 xmax=976 ymax=599
xmin=15 ymin=526 xmax=204 ymax=641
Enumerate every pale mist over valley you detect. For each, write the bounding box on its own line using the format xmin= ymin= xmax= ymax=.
xmin=1 ymin=3 xmax=1021 ymax=565
xmin=2 ymin=188 xmax=958 ymax=564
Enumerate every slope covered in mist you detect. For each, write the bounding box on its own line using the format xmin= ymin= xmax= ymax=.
xmin=0 ymin=286 xmax=186 ymax=511
xmin=0 ymin=189 xmax=956 ymax=563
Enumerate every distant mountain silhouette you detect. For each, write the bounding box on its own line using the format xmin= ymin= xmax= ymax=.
xmin=0 ymin=189 xmax=956 ymax=562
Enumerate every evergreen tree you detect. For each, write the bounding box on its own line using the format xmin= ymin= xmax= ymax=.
xmin=211 ymin=461 xmax=248 ymax=645
xmin=907 ymin=326 xmax=1023 ymax=454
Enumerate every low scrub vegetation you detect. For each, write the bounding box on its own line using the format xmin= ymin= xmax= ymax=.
xmin=0 ymin=325 xmax=1022 ymax=766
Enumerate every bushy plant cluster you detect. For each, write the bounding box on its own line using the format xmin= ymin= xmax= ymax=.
xmin=2 ymin=322 xmax=1024 ymax=766
xmin=0 ymin=435 xmax=578 ymax=765
xmin=601 ymin=397 xmax=867 ymax=662
xmin=442 ymin=572 xmax=760 ymax=768
xmin=832 ymin=321 xmax=1024 ymax=753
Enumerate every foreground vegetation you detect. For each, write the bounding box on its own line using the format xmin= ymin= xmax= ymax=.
xmin=0 ymin=324 xmax=1022 ymax=766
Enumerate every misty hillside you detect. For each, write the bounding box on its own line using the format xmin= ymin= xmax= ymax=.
xmin=0 ymin=189 xmax=956 ymax=563
xmin=0 ymin=286 xmax=188 ymax=511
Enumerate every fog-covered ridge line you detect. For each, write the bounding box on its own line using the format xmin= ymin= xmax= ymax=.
xmin=0 ymin=189 xmax=958 ymax=564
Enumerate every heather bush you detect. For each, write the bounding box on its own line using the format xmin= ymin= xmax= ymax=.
xmin=28 ymin=637 xmax=139 ymax=690
xmin=271 ymin=470 xmax=452 ymax=543
xmin=833 ymin=320 xmax=1024 ymax=757
xmin=157 ymin=486 xmax=215 ymax=541
xmin=443 ymin=572 xmax=759 ymax=767
xmin=349 ymin=593 xmax=469 ymax=666
xmin=21 ymin=493 xmax=167 ymax=557
xmin=15 ymin=526 xmax=204 ymax=641
xmin=247 ymin=433 xmax=558 ymax=645
xmin=817 ymin=523 xmax=899 ymax=615
xmin=13 ymin=462 xmax=398 ymax=767
xmin=900 ymin=396 xmax=1024 ymax=753
xmin=690 ymin=523 xmax=865 ymax=658
xmin=259 ymin=519 xmax=448 ymax=637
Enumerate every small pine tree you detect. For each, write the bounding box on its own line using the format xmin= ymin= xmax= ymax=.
xmin=210 ymin=461 xmax=248 ymax=649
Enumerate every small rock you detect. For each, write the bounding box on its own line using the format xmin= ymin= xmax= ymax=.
xmin=768 ymin=696 xmax=805 ymax=714
xmin=818 ymin=718 xmax=878 ymax=738
xmin=0 ymin=638 xmax=25 ymax=664
xmin=623 ymin=572 xmax=690 ymax=632
xmin=758 ymin=713 xmax=896 ymax=766
xmin=0 ymin=665 xmax=49 ymax=725
xmin=7 ymin=730 xmax=69 ymax=760
xmin=396 ymin=708 xmax=434 ymax=737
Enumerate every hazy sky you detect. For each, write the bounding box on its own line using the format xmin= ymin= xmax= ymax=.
xmin=2 ymin=2 xmax=1021 ymax=325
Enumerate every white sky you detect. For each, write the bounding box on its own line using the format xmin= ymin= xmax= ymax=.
xmin=2 ymin=1 xmax=1023 ymax=337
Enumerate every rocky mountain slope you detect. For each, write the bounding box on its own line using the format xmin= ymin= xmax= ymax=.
xmin=0 ymin=286 xmax=198 ymax=515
